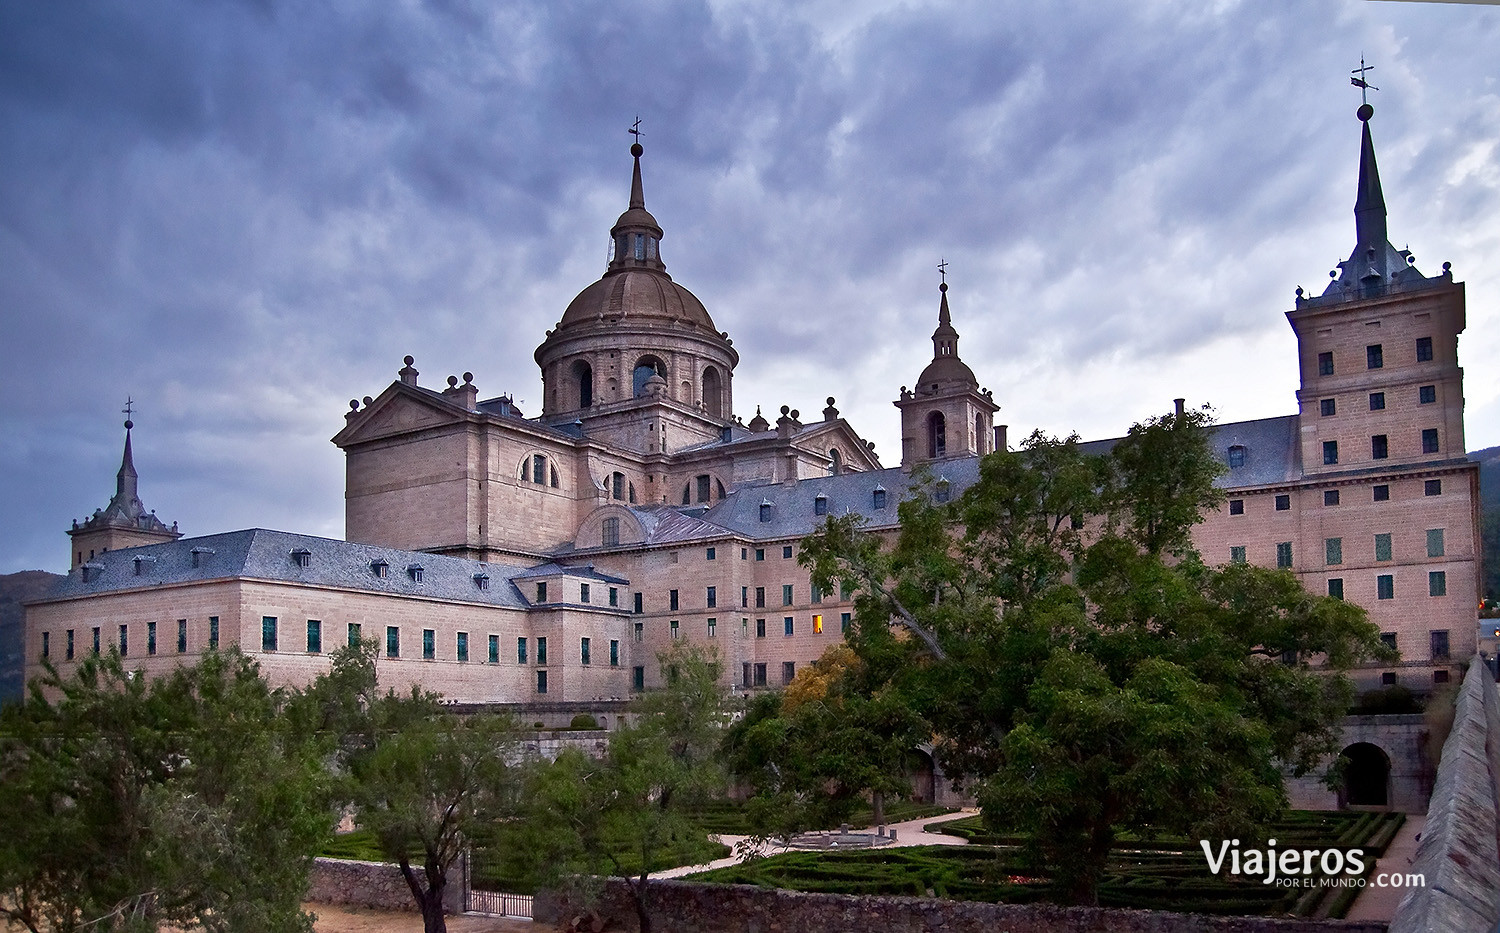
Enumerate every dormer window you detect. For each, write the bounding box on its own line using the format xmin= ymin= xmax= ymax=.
xmin=371 ymin=560 xmax=389 ymax=579
xmin=759 ymin=500 xmax=773 ymax=523
xmin=814 ymin=495 xmax=827 ymax=516
xmin=132 ymin=556 xmax=155 ymax=576
xmin=190 ymin=546 xmax=214 ymax=569
xmin=934 ymin=478 xmax=951 ymax=503
xmin=872 ymin=487 xmax=887 ymax=510
xmin=291 ymin=548 xmax=312 ymax=568
xmin=474 ymin=571 xmax=490 ymax=590
xmin=407 ymin=565 xmax=424 ymax=583
xmin=1227 ymin=445 xmax=1246 ymax=469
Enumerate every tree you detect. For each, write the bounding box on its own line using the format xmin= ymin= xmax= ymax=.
xmin=511 ymin=643 xmax=727 ymax=933
xmin=800 ymin=410 xmax=1393 ymax=905
xmin=322 ymin=643 xmax=521 ymax=933
xmin=0 ymin=648 xmax=332 ymax=933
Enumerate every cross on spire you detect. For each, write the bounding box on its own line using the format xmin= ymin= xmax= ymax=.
xmin=629 ymin=116 xmax=643 ymax=144
xmin=1351 ymin=56 xmax=1378 ymax=106
xmin=937 ymin=258 xmax=948 ymax=285
xmin=122 ymin=397 xmax=134 ymax=419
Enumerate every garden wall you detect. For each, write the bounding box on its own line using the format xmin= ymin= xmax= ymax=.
xmin=306 ymin=857 xmax=461 ymax=913
xmin=1388 ymin=655 xmax=1500 ymax=933
xmin=534 ymin=879 xmax=1388 ymax=933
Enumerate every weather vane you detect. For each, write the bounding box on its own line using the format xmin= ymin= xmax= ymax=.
xmin=629 ymin=116 xmax=643 ymax=143
xmin=122 ymin=397 xmax=134 ymax=419
xmin=1351 ymin=56 xmax=1378 ymax=105
xmin=938 ymin=258 xmax=948 ymax=286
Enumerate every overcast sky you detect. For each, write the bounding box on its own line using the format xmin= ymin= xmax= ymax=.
xmin=2 ymin=0 xmax=1498 ymax=574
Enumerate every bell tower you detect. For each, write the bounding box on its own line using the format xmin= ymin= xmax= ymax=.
xmin=895 ymin=279 xmax=999 ymax=467
xmin=67 ymin=406 xmax=181 ymax=570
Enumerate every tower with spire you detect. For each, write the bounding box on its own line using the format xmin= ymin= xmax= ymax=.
xmin=1287 ymin=99 xmax=1466 ymax=478
xmin=894 ymin=277 xmax=999 ymax=467
xmin=67 ymin=410 xmax=181 ymax=570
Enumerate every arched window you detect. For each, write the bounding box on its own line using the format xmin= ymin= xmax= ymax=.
xmin=695 ymin=474 xmax=712 ymax=504
xmin=611 ymin=472 xmax=626 ymax=500
xmin=629 ymin=483 xmax=636 ymax=504
xmin=702 ymin=366 xmax=723 ymax=419
xmin=550 ymin=465 xmax=559 ymax=488
xmin=927 ymin=412 xmax=947 ymax=459
xmin=716 ymin=479 xmax=726 ymax=499
xmin=573 ymin=360 xmax=593 ymax=409
xmin=976 ymin=414 xmax=986 ymax=454
xmin=829 ymin=448 xmax=843 ymax=475
xmin=632 ymin=356 xmax=666 ymax=397
xmin=681 ymin=484 xmax=692 ymax=505
xmin=602 ymin=517 xmax=620 ymax=547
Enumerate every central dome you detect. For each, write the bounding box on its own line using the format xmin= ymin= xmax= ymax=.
xmin=560 ymin=269 xmax=717 ymax=332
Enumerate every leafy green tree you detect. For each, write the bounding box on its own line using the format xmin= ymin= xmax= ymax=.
xmin=0 ymin=648 xmax=332 ymax=932
xmin=801 ymin=410 xmax=1393 ymax=905
xmin=511 ymin=643 xmax=727 ymax=933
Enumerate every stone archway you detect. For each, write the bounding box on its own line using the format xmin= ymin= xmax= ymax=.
xmin=1339 ymin=742 xmax=1391 ymax=807
xmin=905 ymin=749 xmax=936 ymax=804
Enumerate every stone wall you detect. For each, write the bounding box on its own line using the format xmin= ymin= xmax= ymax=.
xmin=1388 ymin=655 xmax=1500 ymax=932
xmin=306 ymin=857 xmax=460 ymax=914
xmin=1283 ymin=714 xmax=1432 ymax=814
xmin=534 ymin=879 xmax=1387 ymax=933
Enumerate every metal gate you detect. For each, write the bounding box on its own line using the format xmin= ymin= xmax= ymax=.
xmin=462 ymin=848 xmax=533 ymax=919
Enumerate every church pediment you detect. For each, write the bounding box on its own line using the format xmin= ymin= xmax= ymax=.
xmin=792 ymin=420 xmax=883 ymax=472
xmin=333 ymin=384 xmax=466 ymax=447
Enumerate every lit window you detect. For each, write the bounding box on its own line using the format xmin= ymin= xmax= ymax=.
xmin=813 ymin=614 xmax=823 ymax=634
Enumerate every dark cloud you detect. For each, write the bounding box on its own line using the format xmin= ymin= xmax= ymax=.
xmin=2 ymin=0 xmax=1499 ymax=572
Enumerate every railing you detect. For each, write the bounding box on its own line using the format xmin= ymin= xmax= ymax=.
xmin=465 ymin=888 xmax=533 ymax=918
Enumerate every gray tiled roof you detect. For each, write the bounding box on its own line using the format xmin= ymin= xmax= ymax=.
xmin=1079 ymin=415 xmax=1302 ymax=490
xmin=510 ymin=561 xmax=629 ymax=584
xmin=34 ymin=528 xmax=535 ymax=609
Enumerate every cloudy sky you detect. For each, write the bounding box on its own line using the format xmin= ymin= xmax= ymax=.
xmin=2 ymin=0 xmax=1498 ymax=574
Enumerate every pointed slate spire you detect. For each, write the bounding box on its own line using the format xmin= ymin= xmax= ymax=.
xmin=115 ymin=417 xmax=139 ymax=507
xmin=629 ymin=141 xmax=646 ymax=211
xmin=931 ymin=282 xmax=960 ymax=359
xmin=1353 ymin=103 xmax=1388 ymax=263
xmin=608 ymin=133 xmax=666 ymax=274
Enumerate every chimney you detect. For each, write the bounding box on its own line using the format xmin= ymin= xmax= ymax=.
xmin=994 ymin=424 xmax=1008 ymax=452
xmin=1174 ymin=398 xmax=1185 ymax=417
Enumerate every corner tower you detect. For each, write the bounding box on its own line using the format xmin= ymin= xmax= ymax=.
xmin=534 ymin=138 xmax=738 ymax=425
xmin=67 ymin=412 xmax=181 ymax=570
xmin=895 ymin=280 xmax=999 ymax=467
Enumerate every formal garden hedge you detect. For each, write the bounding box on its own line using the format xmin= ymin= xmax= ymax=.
xmin=685 ymin=800 xmax=957 ymax=836
xmin=687 ymin=810 xmax=1405 ymax=919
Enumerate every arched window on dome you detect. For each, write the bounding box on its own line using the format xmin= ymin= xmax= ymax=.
xmin=573 ymin=360 xmax=593 ymax=409
xmin=634 ymin=234 xmax=646 ymax=260
xmin=702 ymin=366 xmax=723 ymax=419
xmin=632 ymin=356 xmax=666 ymax=397
xmin=927 ymin=412 xmax=947 ymax=459
xmin=829 ymin=449 xmax=843 ymax=476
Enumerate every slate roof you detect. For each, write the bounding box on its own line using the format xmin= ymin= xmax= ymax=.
xmin=35 ymin=528 xmax=536 ymax=609
xmin=1079 ymin=414 xmax=1302 ymax=490
xmin=510 ymin=561 xmax=629 ymax=584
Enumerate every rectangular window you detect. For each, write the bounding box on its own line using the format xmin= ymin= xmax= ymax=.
xmin=1373 ymin=484 xmax=1390 ymax=501
xmin=1227 ymin=445 xmax=1246 ymax=469
xmin=1324 ymin=490 xmax=1340 ymax=506
xmin=66 ymin=629 xmax=74 ymax=660
xmin=488 ymin=634 xmax=499 ymax=664
xmin=1275 ymin=494 xmax=1290 ymax=511
xmin=812 ymin=614 xmax=823 ymax=634
xmin=1369 ymin=391 xmax=1385 ymax=411
xmin=41 ymin=631 xmax=49 ymax=659
xmin=307 ymin=619 xmax=322 ymax=654
xmin=1420 ymin=384 xmax=1436 ymax=404
xmin=1230 ymin=546 xmax=1246 ymax=564
xmin=609 ymin=639 xmax=619 ymax=666
xmin=743 ymin=662 xmax=752 ymax=687
xmin=386 ymin=626 xmax=400 ymax=658
xmin=706 ymin=586 xmax=717 ymax=608
xmin=756 ymin=618 xmax=766 ymax=638
xmin=1431 ymin=629 xmax=1450 ymax=658
xmin=581 ymin=637 xmax=591 ymax=665
xmin=815 ymin=496 xmax=827 ymax=516
xmin=348 ymin=622 xmax=362 ymax=648
xmin=741 ymin=548 xmax=748 ymax=560
xmin=536 ymin=637 xmax=547 ymax=665
xmin=811 ymin=583 xmax=823 ymax=604
xmin=754 ymin=663 xmax=767 ymax=686
xmin=707 ymin=546 xmax=716 ymax=561
xmin=783 ymin=616 xmax=794 ymax=636
xmin=1429 ymin=571 xmax=1448 ymax=598
xmin=755 ymin=548 xmax=765 ymax=561
xmin=782 ymin=661 xmax=796 ymax=685
xmin=670 ymin=620 xmax=679 ymax=640
xmin=1325 ymin=538 xmax=1342 ymax=565
xmin=580 ymin=583 xmax=590 ymax=604
xmin=517 ymin=637 xmax=528 ymax=664
xmin=1320 ymin=398 xmax=1336 ymax=417
xmin=177 ymin=619 xmax=187 ymax=653
xmin=92 ymin=626 xmax=101 ymax=654
xmin=147 ymin=621 xmax=157 ymax=656
xmin=1422 ymin=428 xmax=1440 ymax=454
xmin=633 ymin=666 xmax=645 ymax=691
xmin=1328 ymin=578 xmax=1344 ymax=600
xmin=1371 ymin=435 xmax=1388 ymax=460
xmin=1367 ymin=344 xmax=1383 ymax=369
xmin=1425 ymin=479 xmax=1442 ymax=496
xmin=262 ymin=616 xmax=278 ymax=652
xmin=602 ymin=517 xmax=620 ymax=546
xmin=456 ymin=631 xmax=468 ymax=662
xmin=742 ymin=618 xmax=749 ymax=636
xmin=1428 ymin=528 xmax=1445 ymax=558
xmin=1375 ymin=533 xmax=1393 ymax=561
xmin=755 ymin=587 xmax=765 ymax=608
xmin=1318 ymin=351 xmax=1334 ymax=376
xmin=634 ymin=622 xmax=643 ymax=642
xmin=1381 ymin=672 xmax=1397 ymax=686
xmin=1229 ymin=498 xmax=1244 ymax=515
xmin=782 ymin=584 xmax=794 ymax=606
xmin=1435 ymin=669 xmax=1451 ymax=684
xmin=1275 ymin=541 xmax=1293 ymax=569
xmin=741 ymin=586 xmax=749 ymax=608
xmin=841 ymin=612 xmax=851 ymax=633
xmin=1323 ymin=440 xmax=1339 ymax=465
xmin=1416 ymin=336 xmax=1433 ymax=362
xmin=707 ymin=618 xmax=717 ymax=638
xmin=609 ymin=586 xmax=618 ymax=607
xmin=536 ymin=582 xmax=547 ymax=603
xmin=537 ymin=670 xmax=548 ymax=694
xmin=669 ymin=589 xmax=679 ymax=611
xmin=1380 ymin=632 xmax=1397 ymax=650
xmin=422 ymin=629 xmax=435 ymax=660
xmin=783 ymin=545 xmax=793 ymax=559
xmin=634 ymin=592 xmax=643 ymax=614
xmin=1377 ymin=574 xmax=1394 ymax=600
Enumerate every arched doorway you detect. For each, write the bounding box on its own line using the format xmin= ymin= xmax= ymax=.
xmin=1339 ymin=743 xmax=1391 ymax=807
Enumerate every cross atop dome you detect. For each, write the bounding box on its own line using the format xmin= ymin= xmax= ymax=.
xmin=610 ymin=121 xmax=666 ymax=274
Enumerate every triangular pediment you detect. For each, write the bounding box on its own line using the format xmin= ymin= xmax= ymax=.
xmin=793 ymin=419 xmax=883 ymax=471
xmin=332 ymin=384 xmax=467 ymax=447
